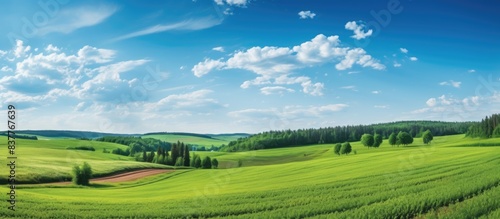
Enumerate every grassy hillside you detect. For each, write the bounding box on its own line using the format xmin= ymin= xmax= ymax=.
xmin=0 ymin=137 xmax=171 ymax=183
xmin=142 ymin=133 xmax=242 ymax=147
xmin=1 ymin=135 xmax=499 ymax=218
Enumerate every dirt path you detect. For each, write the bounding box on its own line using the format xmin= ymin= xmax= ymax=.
xmin=47 ymin=169 xmax=173 ymax=185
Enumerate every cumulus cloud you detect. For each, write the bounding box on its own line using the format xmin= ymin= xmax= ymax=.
xmin=192 ymin=34 xmax=384 ymax=96
xmin=345 ymin=21 xmax=373 ymax=40
xmin=336 ymin=48 xmax=385 ymax=70
xmin=298 ymin=10 xmax=316 ymax=19
xmin=192 ymin=58 xmax=226 ymax=77
xmin=410 ymin=56 xmax=418 ymax=61
xmin=400 ymin=48 xmax=408 ymax=54
xmin=439 ymin=80 xmax=461 ymax=88
xmin=372 ymin=90 xmax=381 ymax=94
xmin=0 ymin=40 xmax=151 ymax=109
xmin=393 ymin=62 xmax=402 ymax=67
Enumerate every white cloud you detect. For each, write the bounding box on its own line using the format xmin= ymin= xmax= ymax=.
xmin=400 ymin=48 xmax=408 ymax=54
xmin=336 ymin=48 xmax=385 ymax=70
xmin=38 ymin=5 xmax=117 ymax=35
xmin=439 ymin=80 xmax=461 ymax=88
xmin=374 ymin=105 xmax=389 ymax=109
xmin=1 ymin=66 xmax=13 ymax=72
xmin=228 ymin=104 xmax=349 ymax=120
xmin=192 ymin=34 xmax=384 ymax=96
xmin=260 ymin=86 xmax=295 ymax=95
xmin=293 ymin=34 xmax=345 ymax=63
xmin=372 ymin=90 xmax=381 ymax=94
xmin=113 ymin=17 xmax=222 ymax=41
xmin=13 ymin=40 xmax=31 ymax=58
xmin=145 ymin=89 xmax=222 ymax=111
xmin=192 ymin=58 xmax=226 ymax=77
xmin=348 ymin=71 xmax=360 ymax=74
xmin=45 ymin=44 xmax=60 ymax=53
xmin=410 ymin=57 xmax=418 ymax=61
xmin=298 ymin=10 xmax=316 ymax=19
xmin=0 ymin=50 xmax=7 ymax=57
xmin=340 ymin=85 xmax=357 ymax=91
xmin=393 ymin=62 xmax=401 ymax=67
xmin=468 ymin=69 xmax=476 ymax=73
xmin=214 ymin=0 xmax=249 ymax=6
xmin=212 ymin=46 xmax=225 ymax=52
xmin=345 ymin=21 xmax=373 ymax=40
xmin=426 ymin=98 xmax=437 ymax=107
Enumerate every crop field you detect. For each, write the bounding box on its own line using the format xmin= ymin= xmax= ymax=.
xmin=0 ymin=137 xmax=170 ymax=183
xmin=1 ymin=135 xmax=499 ymax=218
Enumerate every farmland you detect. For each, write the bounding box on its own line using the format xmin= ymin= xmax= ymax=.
xmin=0 ymin=134 xmax=499 ymax=218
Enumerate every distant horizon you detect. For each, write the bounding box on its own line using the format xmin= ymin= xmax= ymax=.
xmin=3 ymin=118 xmax=482 ymax=135
xmin=1 ymin=0 xmax=498 ymax=134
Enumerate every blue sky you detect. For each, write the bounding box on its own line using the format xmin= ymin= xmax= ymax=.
xmin=0 ymin=0 xmax=499 ymax=134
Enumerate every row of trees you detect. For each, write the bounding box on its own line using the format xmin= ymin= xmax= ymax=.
xmin=333 ymin=142 xmax=352 ymax=155
xmin=360 ymin=134 xmax=383 ymax=148
xmin=465 ymin=114 xmax=500 ymax=138
xmin=221 ymin=121 xmax=474 ymax=152
xmin=96 ymin=136 xmax=172 ymax=156
xmin=140 ymin=141 xmax=190 ymax=166
xmin=191 ymin=154 xmax=219 ymax=169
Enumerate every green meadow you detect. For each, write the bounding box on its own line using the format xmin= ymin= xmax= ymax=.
xmin=1 ymin=134 xmax=499 ymax=218
xmin=143 ymin=133 xmax=234 ymax=147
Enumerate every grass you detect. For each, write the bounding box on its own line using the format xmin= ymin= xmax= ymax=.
xmin=0 ymin=134 xmax=499 ymax=218
xmin=143 ymin=133 xmax=233 ymax=147
xmin=0 ymin=137 xmax=170 ymax=183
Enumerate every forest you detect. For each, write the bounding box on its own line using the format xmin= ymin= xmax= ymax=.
xmin=465 ymin=114 xmax=500 ymax=138
xmin=221 ymin=121 xmax=476 ymax=152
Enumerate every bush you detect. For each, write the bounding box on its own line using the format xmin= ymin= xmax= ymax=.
xmin=72 ymin=162 xmax=92 ymax=186
xmin=340 ymin=142 xmax=352 ymax=155
xmin=334 ymin=143 xmax=342 ymax=155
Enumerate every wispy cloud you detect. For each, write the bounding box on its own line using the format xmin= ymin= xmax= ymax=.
xmin=439 ymin=80 xmax=461 ymax=88
xmin=400 ymin=48 xmax=408 ymax=54
xmin=468 ymin=69 xmax=476 ymax=73
xmin=113 ymin=17 xmax=222 ymax=41
xmin=38 ymin=5 xmax=117 ymax=35
xmin=212 ymin=46 xmax=225 ymax=52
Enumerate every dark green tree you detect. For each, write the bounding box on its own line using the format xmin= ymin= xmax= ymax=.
xmin=72 ymin=162 xmax=92 ymax=186
xmin=361 ymin=134 xmax=374 ymax=148
xmin=397 ymin=131 xmax=413 ymax=146
xmin=183 ymin=145 xmax=190 ymax=166
xmin=194 ymin=155 xmax=202 ymax=168
xmin=202 ymin=156 xmax=212 ymax=169
xmin=334 ymin=143 xmax=342 ymax=155
xmin=422 ymin=130 xmax=434 ymax=144
xmin=175 ymin=157 xmax=184 ymax=166
xmin=340 ymin=142 xmax=352 ymax=155
xmin=373 ymin=133 xmax=383 ymax=148
xmin=388 ymin=132 xmax=397 ymax=146
xmin=211 ymin=158 xmax=219 ymax=169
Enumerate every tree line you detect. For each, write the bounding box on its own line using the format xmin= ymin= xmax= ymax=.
xmin=221 ymin=121 xmax=472 ymax=152
xmin=465 ymin=113 xmax=500 ymax=138
xmin=95 ymin=136 xmax=171 ymax=156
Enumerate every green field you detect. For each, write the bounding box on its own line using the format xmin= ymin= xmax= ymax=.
xmin=1 ymin=135 xmax=500 ymax=218
xmin=143 ymin=133 xmax=241 ymax=147
xmin=0 ymin=137 xmax=171 ymax=183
